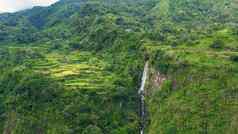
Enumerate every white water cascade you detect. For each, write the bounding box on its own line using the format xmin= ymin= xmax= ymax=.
xmin=139 ymin=61 xmax=149 ymax=134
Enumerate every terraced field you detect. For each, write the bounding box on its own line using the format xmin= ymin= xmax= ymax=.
xmin=30 ymin=50 xmax=116 ymax=91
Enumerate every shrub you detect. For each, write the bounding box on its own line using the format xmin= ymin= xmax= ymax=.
xmin=82 ymin=125 xmax=103 ymax=134
xmin=209 ymin=40 xmax=225 ymax=49
xmin=69 ymin=42 xmax=81 ymax=50
xmin=230 ymin=55 xmax=238 ymax=62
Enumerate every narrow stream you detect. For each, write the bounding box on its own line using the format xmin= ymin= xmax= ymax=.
xmin=139 ymin=61 xmax=149 ymax=134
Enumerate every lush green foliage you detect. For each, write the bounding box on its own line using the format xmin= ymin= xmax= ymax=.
xmin=0 ymin=0 xmax=238 ymax=133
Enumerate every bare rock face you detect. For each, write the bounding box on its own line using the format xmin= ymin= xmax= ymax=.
xmin=149 ymin=70 xmax=167 ymax=92
xmin=153 ymin=72 xmax=167 ymax=88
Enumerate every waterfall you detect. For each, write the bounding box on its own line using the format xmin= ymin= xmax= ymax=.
xmin=139 ymin=61 xmax=149 ymax=134
xmin=138 ymin=61 xmax=149 ymax=94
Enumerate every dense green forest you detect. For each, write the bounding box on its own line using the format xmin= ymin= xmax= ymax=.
xmin=0 ymin=0 xmax=238 ymax=133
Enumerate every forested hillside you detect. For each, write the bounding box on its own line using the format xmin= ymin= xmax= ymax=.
xmin=0 ymin=0 xmax=238 ymax=133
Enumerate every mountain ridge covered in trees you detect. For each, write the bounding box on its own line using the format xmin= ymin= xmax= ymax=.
xmin=0 ymin=0 xmax=238 ymax=133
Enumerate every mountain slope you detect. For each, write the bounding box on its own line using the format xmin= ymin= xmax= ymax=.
xmin=0 ymin=0 xmax=238 ymax=133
